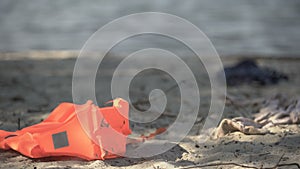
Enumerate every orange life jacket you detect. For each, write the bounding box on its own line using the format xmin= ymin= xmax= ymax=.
xmin=0 ymin=98 xmax=131 ymax=160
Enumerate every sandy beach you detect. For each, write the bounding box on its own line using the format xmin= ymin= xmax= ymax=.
xmin=0 ymin=51 xmax=300 ymax=169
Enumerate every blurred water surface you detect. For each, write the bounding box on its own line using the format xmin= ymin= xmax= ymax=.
xmin=0 ymin=0 xmax=300 ymax=56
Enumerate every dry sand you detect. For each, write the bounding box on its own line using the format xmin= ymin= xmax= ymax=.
xmin=0 ymin=51 xmax=300 ymax=169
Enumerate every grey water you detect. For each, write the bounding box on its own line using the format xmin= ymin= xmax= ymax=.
xmin=0 ymin=0 xmax=300 ymax=57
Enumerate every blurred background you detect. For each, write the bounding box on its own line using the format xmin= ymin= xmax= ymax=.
xmin=0 ymin=0 xmax=300 ymax=57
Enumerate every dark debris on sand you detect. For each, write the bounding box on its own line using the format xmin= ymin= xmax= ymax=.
xmin=224 ymin=59 xmax=288 ymax=86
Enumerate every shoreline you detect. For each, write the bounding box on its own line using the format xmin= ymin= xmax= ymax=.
xmin=1 ymin=50 xmax=300 ymax=61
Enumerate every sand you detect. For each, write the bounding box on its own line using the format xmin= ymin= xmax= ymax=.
xmin=0 ymin=51 xmax=300 ymax=169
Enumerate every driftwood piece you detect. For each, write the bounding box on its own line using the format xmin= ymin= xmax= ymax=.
xmin=216 ymin=95 xmax=300 ymax=138
xmin=254 ymin=96 xmax=300 ymax=126
xmin=215 ymin=117 xmax=268 ymax=138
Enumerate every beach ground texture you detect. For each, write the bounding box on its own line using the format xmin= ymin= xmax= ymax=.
xmin=0 ymin=51 xmax=299 ymax=169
